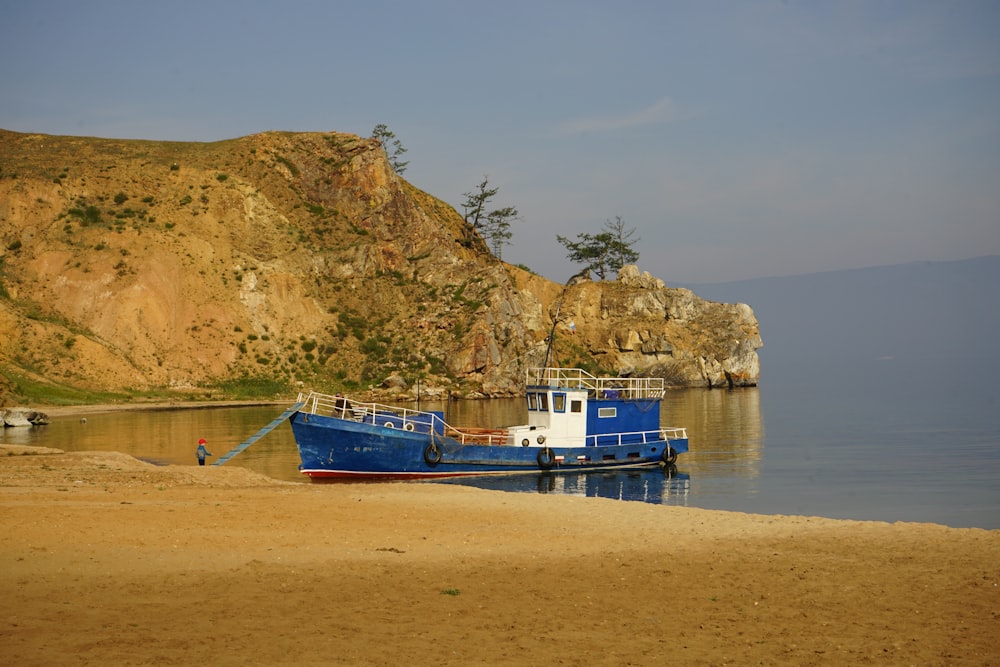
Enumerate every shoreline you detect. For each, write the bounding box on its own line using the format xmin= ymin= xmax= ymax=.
xmin=2 ymin=446 xmax=997 ymax=665
xmin=15 ymin=399 xmax=287 ymax=419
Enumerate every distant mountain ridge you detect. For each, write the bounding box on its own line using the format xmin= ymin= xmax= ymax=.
xmin=683 ymin=256 xmax=1000 ymax=382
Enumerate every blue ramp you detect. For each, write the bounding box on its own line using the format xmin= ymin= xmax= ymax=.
xmin=213 ymin=402 xmax=304 ymax=466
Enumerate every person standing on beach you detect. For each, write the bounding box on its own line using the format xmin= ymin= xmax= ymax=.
xmin=196 ymin=438 xmax=212 ymax=466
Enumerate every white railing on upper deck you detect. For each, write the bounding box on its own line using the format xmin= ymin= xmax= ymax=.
xmin=527 ymin=367 xmax=665 ymax=399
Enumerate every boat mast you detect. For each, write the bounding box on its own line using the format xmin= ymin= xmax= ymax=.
xmin=543 ymin=279 xmax=572 ymax=369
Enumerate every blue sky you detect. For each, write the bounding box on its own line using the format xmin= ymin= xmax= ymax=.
xmin=2 ymin=0 xmax=998 ymax=283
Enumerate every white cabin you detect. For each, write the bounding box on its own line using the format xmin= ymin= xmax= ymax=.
xmin=506 ymin=368 xmax=666 ymax=448
xmin=507 ymin=385 xmax=590 ymax=447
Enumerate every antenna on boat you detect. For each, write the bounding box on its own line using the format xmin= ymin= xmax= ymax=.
xmin=542 ymin=299 xmax=561 ymax=369
xmin=543 ymin=276 xmax=574 ymax=368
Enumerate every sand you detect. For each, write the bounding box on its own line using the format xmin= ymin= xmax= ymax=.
xmin=1 ymin=444 xmax=998 ymax=666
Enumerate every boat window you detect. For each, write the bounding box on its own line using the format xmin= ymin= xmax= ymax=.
xmin=553 ymin=393 xmax=566 ymax=413
xmin=598 ymin=407 xmax=617 ymax=418
xmin=538 ymin=392 xmax=549 ymax=411
xmin=526 ymin=393 xmax=537 ymax=411
xmin=571 ymin=400 xmax=582 ymax=413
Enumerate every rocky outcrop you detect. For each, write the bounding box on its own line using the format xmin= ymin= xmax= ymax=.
xmin=522 ymin=265 xmax=761 ymax=388
xmin=0 ymin=129 xmax=760 ymax=403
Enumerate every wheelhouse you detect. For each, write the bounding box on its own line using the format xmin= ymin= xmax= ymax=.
xmin=508 ymin=368 xmax=667 ymax=448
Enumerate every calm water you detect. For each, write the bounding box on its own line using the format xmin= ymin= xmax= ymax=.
xmin=5 ymin=361 xmax=998 ymax=529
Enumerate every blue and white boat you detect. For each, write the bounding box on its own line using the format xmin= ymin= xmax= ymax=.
xmin=290 ymin=367 xmax=688 ymax=479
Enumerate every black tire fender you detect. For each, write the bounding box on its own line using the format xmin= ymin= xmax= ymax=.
xmin=423 ymin=443 xmax=442 ymax=465
xmin=537 ymin=447 xmax=555 ymax=470
xmin=662 ymin=446 xmax=678 ymax=465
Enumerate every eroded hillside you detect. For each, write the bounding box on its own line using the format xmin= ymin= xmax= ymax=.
xmin=0 ymin=129 xmax=760 ymax=405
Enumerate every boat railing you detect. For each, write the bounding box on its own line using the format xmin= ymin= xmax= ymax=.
xmin=527 ymin=367 xmax=665 ymax=399
xmin=516 ymin=427 xmax=688 ymax=448
xmin=296 ymin=391 xmax=439 ymax=427
xmin=296 ymin=391 xmax=509 ymax=445
xmin=579 ymin=427 xmax=687 ymax=447
xmin=442 ymin=426 xmax=510 ymax=446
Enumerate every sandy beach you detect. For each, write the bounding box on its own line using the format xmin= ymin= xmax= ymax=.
xmin=1 ymin=442 xmax=997 ymax=666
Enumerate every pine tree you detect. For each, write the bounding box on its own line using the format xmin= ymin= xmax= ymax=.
xmin=371 ymin=124 xmax=409 ymax=175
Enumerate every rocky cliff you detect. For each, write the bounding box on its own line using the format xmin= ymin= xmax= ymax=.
xmin=0 ymin=128 xmax=760 ymax=404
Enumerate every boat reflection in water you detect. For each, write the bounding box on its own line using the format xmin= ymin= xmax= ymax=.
xmin=433 ymin=465 xmax=691 ymax=506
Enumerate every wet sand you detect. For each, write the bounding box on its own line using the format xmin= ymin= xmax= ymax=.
xmin=1 ymin=444 xmax=997 ymax=666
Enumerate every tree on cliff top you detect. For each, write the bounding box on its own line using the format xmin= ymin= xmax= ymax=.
xmin=462 ymin=175 xmax=520 ymax=261
xmin=605 ymin=215 xmax=640 ymax=270
xmin=557 ymin=216 xmax=640 ymax=280
xmin=371 ymin=123 xmax=409 ymax=175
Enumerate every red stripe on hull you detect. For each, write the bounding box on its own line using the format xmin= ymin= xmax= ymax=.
xmin=299 ymin=460 xmax=663 ymax=481
xmin=301 ymin=469 xmax=538 ymax=481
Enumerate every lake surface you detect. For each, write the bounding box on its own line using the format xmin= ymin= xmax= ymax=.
xmin=5 ymin=362 xmax=998 ymax=529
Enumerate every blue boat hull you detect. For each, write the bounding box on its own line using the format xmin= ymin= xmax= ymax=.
xmin=290 ymin=411 xmax=688 ymax=480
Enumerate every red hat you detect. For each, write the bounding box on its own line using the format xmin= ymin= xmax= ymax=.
xmin=198 ymin=438 xmax=207 ymax=444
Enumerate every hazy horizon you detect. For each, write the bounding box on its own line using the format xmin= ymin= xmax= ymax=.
xmin=682 ymin=254 xmax=1000 ymax=286
xmin=683 ymin=255 xmax=1000 ymax=393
